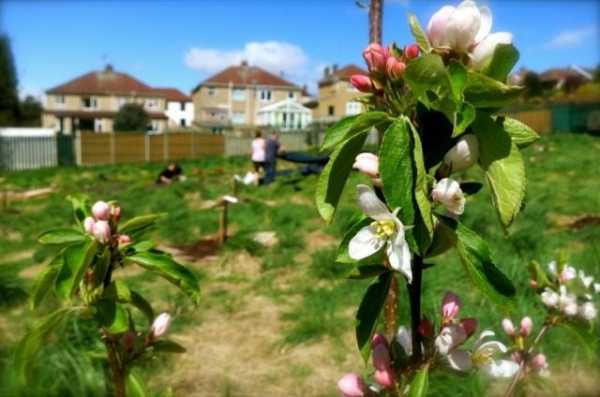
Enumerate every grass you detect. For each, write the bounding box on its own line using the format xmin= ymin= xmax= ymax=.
xmin=0 ymin=134 xmax=599 ymax=396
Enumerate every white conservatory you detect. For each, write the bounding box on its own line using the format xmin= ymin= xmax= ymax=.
xmin=256 ymin=98 xmax=312 ymax=131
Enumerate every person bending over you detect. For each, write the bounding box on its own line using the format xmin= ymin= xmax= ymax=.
xmin=157 ymin=162 xmax=184 ymax=185
xmin=251 ymin=130 xmax=266 ymax=172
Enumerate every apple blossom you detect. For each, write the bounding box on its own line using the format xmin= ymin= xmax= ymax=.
xmin=443 ymin=134 xmax=479 ymax=172
xmin=371 ymin=336 xmax=396 ymax=388
xmin=92 ymin=220 xmax=111 ymax=244
xmin=460 ymin=318 xmax=478 ymax=338
xmin=530 ymin=353 xmax=549 ymax=376
xmin=353 ymin=153 xmax=379 ymax=179
xmin=559 ymin=265 xmax=576 ymax=283
xmin=519 ymin=317 xmax=533 ymax=337
xmin=471 ymin=32 xmax=513 ymax=70
xmin=435 ymin=324 xmax=467 ymax=355
xmin=579 ymin=270 xmax=594 ymax=289
xmin=540 ymin=288 xmax=559 ymax=308
xmin=110 ymin=205 xmax=121 ymax=222
xmin=92 ymin=201 xmax=110 ymax=221
xmin=431 ymin=178 xmax=466 ymax=216
xmin=363 ymin=43 xmax=388 ymax=73
xmin=501 ymin=318 xmax=515 ymax=337
xmin=441 ymin=291 xmax=461 ymax=323
xmin=151 ymin=313 xmax=171 ymax=338
xmin=396 ymin=326 xmax=413 ymax=356
xmin=404 ymin=43 xmax=420 ymax=59
xmin=579 ymin=302 xmax=597 ymax=321
xmin=337 ymin=373 xmax=368 ymax=397
xmin=558 ymin=285 xmax=578 ymax=316
xmin=348 ymin=185 xmax=412 ymax=282
xmin=446 ymin=330 xmax=519 ymax=378
xmin=373 ymin=367 xmax=395 ymax=389
xmin=83 ymin=216 xmax=95 ymax=234
xmin=350 ymin=75 xmax=375 ymax=93
xmin=118 ymin=234 xmax=132 ymax=245
xmin=386 ymin=57 xmax=406 ymax=80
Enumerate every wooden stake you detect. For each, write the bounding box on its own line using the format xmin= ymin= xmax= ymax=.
xmin=219 ymin=201 xmax=228 ymax=243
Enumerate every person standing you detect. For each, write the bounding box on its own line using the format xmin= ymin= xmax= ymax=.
xmin=250 ymin=130 xmax=266 ymax=172
xmin=264 ymin=132 xmax=281 ymax=184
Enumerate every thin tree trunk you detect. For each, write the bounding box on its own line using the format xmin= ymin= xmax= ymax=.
xmin=369 ymin=0 xmax=383 ymax=44
xmin=384 ymin=274 xmax=398 ymax=340
xmin=106 ymin=340 xmax=126 ymax=397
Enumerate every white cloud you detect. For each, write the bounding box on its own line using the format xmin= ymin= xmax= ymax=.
xmin=184 ymin=41 xmax=309 ymax=77
xmin=544 ymin=26 xmax=597 ymax=49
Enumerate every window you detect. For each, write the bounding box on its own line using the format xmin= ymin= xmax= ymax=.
xmin=207 ymin=87 xmax=215 ymax=96
xmin=55 ymin=95 xmax=65 ymax=104
xmin=146 ymin=99 xmax=158 ymax=109
xmin=117 ymin=97 xmax=128 ymax=109
xmin=82 ymin=96 xmax=97 ymax=109
xmin=232 ymin=88 xmax=246 ymax=101
xmin=231 ymin=112 xmax=246 ymax=124
xmin=328 ymin=105 xmax=335 ymax=116
xmin=288 ymin=91 xmax=295 ymax=99
xmin=180 ymin=119 xmax=186 ymax=127
xmin=94 ymin=119 xmax=102 ymax=133
xmin=150 ymin=120 xmax=161 ymax=132
xmin=180 ymin=102 xmax=186 ymax=111
xmin=346 ymin=101 xmax=362 ymax=115
xmin=258 ymin=89 xmax=272 ymax=101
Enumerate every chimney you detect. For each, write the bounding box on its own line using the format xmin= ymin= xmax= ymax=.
xmin=105 ymin=64 xmax=114 ymax=73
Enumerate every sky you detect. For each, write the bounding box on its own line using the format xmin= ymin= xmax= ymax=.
xmin=1 ymin=0 xmax=598 ymax=99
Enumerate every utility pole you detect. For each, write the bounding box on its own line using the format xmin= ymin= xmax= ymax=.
xmin=369 ymin=0 xmax=383 ymax=44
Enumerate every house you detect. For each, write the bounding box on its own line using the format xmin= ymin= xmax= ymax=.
xmin=191 ymin=61 xmax=312 ymax=131
xmin=42 ymin=65 xmax=190 ymax=133
xmin=539 ymin=65 xmax=593 ymax=93
xmin=151 ymin=88 xmax=194 ymax=129
xmin=314 ymin=64 xmax=368 ymax=123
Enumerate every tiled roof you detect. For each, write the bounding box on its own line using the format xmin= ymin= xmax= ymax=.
xmin=318 ymin=64 xmax=368 ymax=87
xmin=47 ymin=65 xmax=156 ymax=96
xmin=193 ymin=63 xmax=299 ymax=92
xmin=44 ymin=109 xmax=168 ymax=119
xmin=151 ymin=88 xmax=191 ymax=102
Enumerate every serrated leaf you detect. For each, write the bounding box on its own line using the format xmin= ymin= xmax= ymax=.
xmin=439 ymin=216 xmax=516 ymax=308
xmin=356 ymin=272 xmax=392 ymax=363
xmin=408 ymin=14 xmax=431 ymax=52
xmin=119 ymin=214 xmax=164 ymax=237
xmin=448 ymin=61 xmax=467 ymax=101
xmin=405 ymin=54 xmax=453 ymax=110
xmin=408 ymin=365 xmax=429 ymax=397
xmin=95 ymin=299 xmax=129 ymax=333
xmin=316 ymin=132 xmax=368 ymax=223
xmin=38 ymin=228 xmax=86 ymax=246
xmin=453 ymin=102 xmax=476 ymax=136
xmin=320 ymin=112 xmax=389 ymax=152
xmin=55 ymin=239 xmax=98 ymax=299
xmin=130 ymin=290 xmax=154 ymax=324
xmin=67 ymin=194 xmax=91 ymax=226
xmin=483 ymin=43 xmax=520 ymax=82
xmin=410 ymin=122 xmax=433 ymax=254
xmin=348 ymin=264 xmax=389 ymax=279
xmin=125 ymin=251 xmax=200 ymax=303
xmin=473 ymin=114 xmax=526 ymax=227
xmin=105 ymin=280 xmax=132 ymax=302
xmin=30 ymin=254 xmax=62 ymax=309
xmin=93 ymin=246 xmax=110 ymax=287
xmin=152 ymin=339 xmax=186 ymax=353
xmin=126 ymin=372 xmax=147 ymax=397
xmin=464 ymin=72 xmax=523 ymax=108
xmin=502 ymin=117 xmax=540 ymax=147
xmin=425 ymin=215 xmax=458 ymax=258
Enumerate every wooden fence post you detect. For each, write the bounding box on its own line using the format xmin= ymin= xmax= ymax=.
xmin=163 ymin=133 xmax=168 ymax=161
xmin=145 ymin=134 xmax=150 ymax=163
xmin=110 ymin=133 xmax=116 ymax=164
xmin=219 ymin=201 xmax=228 ymax=243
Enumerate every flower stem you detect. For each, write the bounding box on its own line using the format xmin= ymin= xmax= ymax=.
xmin=384 ymin=273 xmax=399 ymax=340
xmin=106 ymin=338 xmax=126 ymax=397
xmin=503 ymin=323 xmax=551 ymax=397
xmin=408 ymin=255 xmax=424 ymax=361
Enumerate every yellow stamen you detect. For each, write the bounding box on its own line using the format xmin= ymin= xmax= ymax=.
xmin=371 ymin=220 xmax=397 ymax=239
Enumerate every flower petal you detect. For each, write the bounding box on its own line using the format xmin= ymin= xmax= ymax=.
xmin=349 ymin=226 xmax=385 ymax=260
xmin=482 ymin=360 xmax=520 ymax=378
xmin=471 ymin=32 xmax=513 ymax=70
xmin=478 ymin=340 xmax=507 ymax=355
xmin=473 ymin=330 xmax=496 ymax=349
xmin=387 ymin=238 xmax=412 ymax=283
xmin=475 ymin=5 xmax=492 ymax=43
xmin=356 ymin=184 xmax=393 ymax=221
xmin=396 ymin=326 xmax=413 ymax=356
xmin=447 ymin=349 xmax=472 ymax=372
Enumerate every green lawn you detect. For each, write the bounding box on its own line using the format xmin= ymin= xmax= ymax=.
xmin=0 ymin=133 xmax=599 ymax=396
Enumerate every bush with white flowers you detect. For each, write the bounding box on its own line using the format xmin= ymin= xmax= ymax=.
xmin=315 ymin=1 xmax=596 ymax=396
xmin=16 ymin=196 xmax=200 ymax=397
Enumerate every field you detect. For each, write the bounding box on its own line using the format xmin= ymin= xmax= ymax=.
xmin=0 ymin=134 xmax=599 ymax=397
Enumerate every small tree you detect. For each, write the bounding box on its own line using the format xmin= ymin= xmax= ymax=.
xmin=114 ymin=103 xmax=149 ymax=132
xmin=19 ymin=95 xmax=42 ymax=127
xmin=0 ymin=34 xmax=20 ymax=126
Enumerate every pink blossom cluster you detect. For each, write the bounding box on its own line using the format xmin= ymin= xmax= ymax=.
xmin=83 ymin=200 xmax=131 ymax=246
xmin=501 ymin=317 xmax=549 ymax=377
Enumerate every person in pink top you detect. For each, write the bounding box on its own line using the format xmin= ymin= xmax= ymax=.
xmin=250 ymin=130 xmax=266 ymax=172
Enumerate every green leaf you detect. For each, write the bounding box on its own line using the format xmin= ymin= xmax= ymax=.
xmin=425 ymin=216 xmax=458 ymax=258
xmin=347 ymin=264 xmax=389 ymax=279
xmin=464 ymin=72 xmax=523 ymax=108
xmin=356 ymin=272 xmax=392 ymax=362
xmin=440 ymin=216 xmax=516 ymax=308
xmin=93 ymin=246 xmax=111 ymax=287
xmin=408 ymin=14 xmax=431 ymax=52
xmin=105 ymin=280 xmax=132 ymax=302
xmin=410 ymin=122 xmax=433 ymax=254
xmin=95 ymin=299 xmax=129 ymax=333
xmin=55 ymin=239 xmax=99 ymax=299
xmin=379 ymin=118 xmax=417 ymax=250
xmin=125 ymin=251 xmax=200 ymax=303
xmin=453 ymin=102 xmax=476 ymax=137
xmin=67 ymin=194 xmax=91 ymax=226
xmin=119 ymin=214 xmax=164 ymax=237
xmin=555 ymin=322 xmax=597 ymax=359
xmin=130 ymin=290 xmax=155 ymax=324
xmin=130 ymin=240 xmax=156 ymax=252
xmin=408 ymin=365 xmax=429 ymax=397
xmin=473 ymin=114 xmax=526 ymax=227
xmin=405 ymin=54 xmax=453 ymax=111
xmin=320 ymin=112 xmax=389 ymax=152
xmin=14 ymin=308 xmax=74 ymax=384
xmin=126 ymin=372 xmax=147 ymax=397
xmin=152 ymin=339 xmax=186 ymax=353
xmin=38 ymin=228 xmax=86 ymax=246
xmin=502 ymin=117 xmax=540 ymax=147
xmin=483 ymin=44 xmax=520 ymax=82
xmin=30 ymin=254 xmax=62 ymax=309
xmin=336 ymin=216 xmax=373 ymax=264
xmin=448 ymin=61 xmax=467 ymax=101
xmin=316 ymin=132 xmax=368 ymax=223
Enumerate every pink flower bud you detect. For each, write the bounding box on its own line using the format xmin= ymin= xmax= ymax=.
xmin=374 ymin=366 xmax=395 ymax=389
xmin=110 ymin=205 xmax=121 ymax=223
xmin=559 ymin=266 xmax=576 ymax=283
xmin=371 ymin=333 xmax=388 ymax=349
xmin=118 ymin=234 xmax=132 ymax=245
xmin=418 ymin=318 xmax=434 ymax=338
xmin=362 ymin=43 xmax=388 ymax=72
xmin=441 ymin=291 xmax=461 ymax=322
xmin=372 ymin=343 xmax=391 ymax=371
xmin=151 ymin=312 xmax=171 ymax=338
xmin=386 ymin=57 xmax=406 ymax=80
xmin=460 ymin=318 xmax=477 ymax=338
xmin=83 ymin=216 xmax=95 ymax=234
xmin=350 ymin=75 xmax=374 ymax=93
xmin=520 ymin=317 xmax=533 ymax=337
xmin=404 ymin=44 xmax=420 ymax=59
xmin=501 ymin=318 xmax=515 ymax=336
xmin=353 ymin=153 xmax=379 ymax=179
xmin=337 ymin=373 xmax=367 ymax=397
xmin=92 ymin=201 xmax=111 ymax=221
xmin=530 ymin=353 xmax=547 ymax=369
xmin=92 ymin=220 xmax=111 ymax=244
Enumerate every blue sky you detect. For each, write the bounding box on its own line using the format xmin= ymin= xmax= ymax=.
xmin=2 ymin=0 xmax=598 ymax=98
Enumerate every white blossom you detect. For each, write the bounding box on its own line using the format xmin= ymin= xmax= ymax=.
xmin=432 ymin=178 xmax=466 ymax=216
